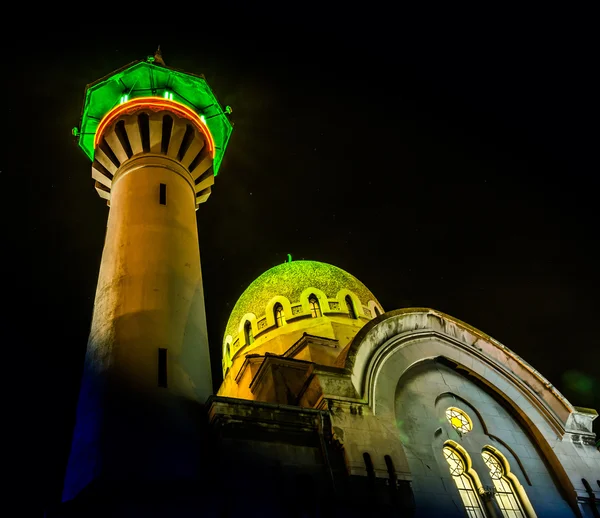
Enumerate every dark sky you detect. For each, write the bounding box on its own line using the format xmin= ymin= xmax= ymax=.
xmin=7 ymin=17 xmax=598 ymax=516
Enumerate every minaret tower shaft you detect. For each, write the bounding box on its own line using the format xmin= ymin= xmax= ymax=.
xmin=62 ymin=52 xmax=233 ymax=506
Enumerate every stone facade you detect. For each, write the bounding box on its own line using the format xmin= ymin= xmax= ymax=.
xmin=54 ymin=54 xmax=599 ymax=517
xmin=216 ymin=305 xmax=600 ymax=518
xmin=53 ymin=270 xmax=600 ymax=517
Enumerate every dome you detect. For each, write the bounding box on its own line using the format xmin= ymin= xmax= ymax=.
xmin=223 ymin=260 xmax=381 ymax=345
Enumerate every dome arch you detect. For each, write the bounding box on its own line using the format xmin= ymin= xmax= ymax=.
xmin=237 ymin=313 xmax=258 ymax=348
xmin=264 ymin=295 xmax=294 ymax=328
xmin=299 ymin=287 xmax=329 ymax=316
xmin=222 ymin=336 xmax=233 ymax=370
xmin=368 ymin=300 xmax=384 ymax=318
xmin=335 ymin=288 xmax=364 ymax=318
xmin=223 ymin=260 xmax=381 ymax=361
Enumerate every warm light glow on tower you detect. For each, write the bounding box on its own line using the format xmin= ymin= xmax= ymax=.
xmin=62 ymin=51 xmax=233 ymax=506
xmin=94 ymin=97 xmax=216 ymax=157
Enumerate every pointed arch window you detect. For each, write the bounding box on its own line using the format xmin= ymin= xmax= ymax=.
xmin=443 ymin=446 xmax=486 ymax=518
xmin=274 ymin=303 xmax=286 ymax=327
xmin=345 ymin=295 xmax=357 ymax=319
xmin=309 ymin=295 xmax=322 ymax=318
xmin=482 ymin=450 xmax=526 ymax=518
xmin=244 ymin=321 xmax=254 ymax=345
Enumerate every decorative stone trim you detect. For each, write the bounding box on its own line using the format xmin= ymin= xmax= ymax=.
xmin=342 ymin=308 xmax=575 ymax=434
xmin=282 ymin=333 xmax=339 ymax=358
xmin=94 ymin=110 xmax=214 ymax=208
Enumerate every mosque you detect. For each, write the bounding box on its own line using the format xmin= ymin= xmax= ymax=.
xmin=48 ymin=52 xmax=599 ymax=517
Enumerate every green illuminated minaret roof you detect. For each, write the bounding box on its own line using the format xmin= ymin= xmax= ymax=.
xmin=75 ymin=51 xmax=233 ymax=175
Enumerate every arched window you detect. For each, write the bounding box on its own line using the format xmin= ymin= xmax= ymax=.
xmin=384 ymin=455 xmax=397 ymax=484
xmin=345 ymin=295 xmax=357 ymax=319
xmin=582 ymin=479 xmax=598 ymax=510
xmin=443 ymin=446 xmax=486 ymax=518
xmin=244 ymin=321 xmax=254 ymax=345
xmin=374 ymin=306 xmax=382 ymax=317
xmin=225 ymin=343 xmax=230 ymax=364
xmin=274 ymin=303 xmax=286 ymax=327
xmin=363 ymin=452 xmax=375 ymax=483
xmin=309 ymin=295 xmax=322 ymax=318
xmin=482 ymin=449 xmax=526 ymax=518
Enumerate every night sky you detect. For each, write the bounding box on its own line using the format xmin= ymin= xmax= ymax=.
xmin=8 ymin=19 xmax=598 ymax=516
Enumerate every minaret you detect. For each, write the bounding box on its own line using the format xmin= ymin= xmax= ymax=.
xmin=61 ymin=51 xmax=233 ymax=510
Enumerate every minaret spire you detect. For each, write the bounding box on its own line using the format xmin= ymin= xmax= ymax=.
xmin=60 ymin=56 xmax=233 ymax=513
xmin=154 ymin=45 xmax=165 ymax=66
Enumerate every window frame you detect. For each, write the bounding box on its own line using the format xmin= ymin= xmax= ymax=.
xmin=274 ymin=303 xmax=286 ymax=327
xmin=345 ymin=295 xmax=357 ymax=319
xmin=244 ymin=320 xmax=254 ymax=345
xmin=482 ymin=448 xmax=527 ymax=518
xmin=442 ymin=444 xmax=486 ymax=518
xmin=309 ymin=295 xmax=322 ymax=318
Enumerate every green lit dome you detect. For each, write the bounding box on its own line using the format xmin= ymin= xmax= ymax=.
xmin=224 ymin=260 xmax=381 ymax=342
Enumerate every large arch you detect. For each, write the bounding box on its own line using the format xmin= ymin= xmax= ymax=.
xmin=339 ymin=308 xmax=587 ymax=512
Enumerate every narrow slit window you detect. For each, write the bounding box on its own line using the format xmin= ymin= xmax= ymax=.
xmin=159 ymin=183 xmax=167 ymax=205
xmin=161 ymin=115 xmax=173 ymax=154
xmin=158 ymin=348 xmax=167 ymax=388
xmin=384 ymin=455 xmax=397 ymax=483
xmin=138 ymin=112 xmax=150 ymax=152
xmin=346 ymin=295 xmax=357 ymax=319
xmin=244 ymin=321 xmax=254 ymax=345
xmin=363 ymin=452 xmax=375 ymax=482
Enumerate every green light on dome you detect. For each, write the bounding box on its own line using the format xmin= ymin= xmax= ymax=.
xmin=77 ymin=60 xmax=233 ymax=175
xmin=224 ymin=260 xmax=381 ymax=342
